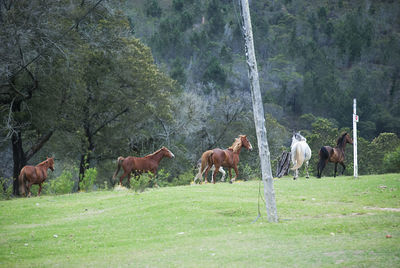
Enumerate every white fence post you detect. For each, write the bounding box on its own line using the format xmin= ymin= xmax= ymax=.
xmin=353 ymin=98 xmax=358 ymax=178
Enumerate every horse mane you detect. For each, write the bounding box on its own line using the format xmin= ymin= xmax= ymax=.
xmin=144 ymin=148 xmax=164 ymax=158
xmin=228 ymin=135 xmax=244 ymax=153
xmin=336 ymin=132 xmax=348 ymax=147
xmin=37 ymin=158 xmax=52 ymax=167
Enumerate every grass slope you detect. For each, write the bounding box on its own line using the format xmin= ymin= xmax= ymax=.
xmin=1 ymin=174 xmax=399 ymax=267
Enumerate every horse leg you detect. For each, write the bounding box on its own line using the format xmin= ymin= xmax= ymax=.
xmin=38 ymin=183 xmax=43 ymax=196
xmin=227 ymin=168 xmax=233 ymax=183
xmin=127 ymin=173 xmax=131 ymax=188
xmin=219 ymin=167 xmax=226 ymax=182
xmin=305 ymin=161 xmax=310 ymax=179
xmin=27 ymin=182 xmax=33 ymax=197
xmin=152 ymin=170 xmax=159 ymax=188
xmin=317 ymin=159 xmax=326 ymax=178
xmin=340 ymin=162 xmax=346 ymax=175
xmin=232 ymin=166 xmax=239 ymax=183
xmin=204 ymin=165 xmax=212 ymax=183
xmin=212 ymin=164 xmax=220 ymax=184
xmin=293 ymin=168 xmax=298 ymax=180
xmin=119 ymin=170 xmax=130 ymax=186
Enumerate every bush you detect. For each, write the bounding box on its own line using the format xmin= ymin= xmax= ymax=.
xmin=79 ymin=168 xmax=97 ymax=192
xmin=130 ymin=173 xmax=152 ymax=192
xmin=49 ymin=170 xmax=74 ymax=195
xmin=383 ymin=146 xmax=400 ymax=173
xmin=170 ymin=170 xmax=194 ymax=186
xmin=0 ymin=178 xmax=13 ymax=200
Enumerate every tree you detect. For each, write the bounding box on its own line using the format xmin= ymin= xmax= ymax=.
xmin=65 ymin=33 xmax=175 ymax=186
xmin=0 ymin=0 xmax=80 ymax=195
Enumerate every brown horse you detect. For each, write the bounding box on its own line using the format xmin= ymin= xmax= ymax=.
xmin=18 ymin=157 xmax=55 ymax=197
xmin=196 ymin=135 xmax=253 ymax=184
xmin=317 ymin=132 xmax=353 ymax=178
xmin=113 ymin=146 xmax=175 ymax=186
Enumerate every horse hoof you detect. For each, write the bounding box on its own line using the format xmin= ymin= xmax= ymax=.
xmin=229 ymin=180 xmax=233 ymax=184
xmin=293 ymin=177 xmax=297 ymax=180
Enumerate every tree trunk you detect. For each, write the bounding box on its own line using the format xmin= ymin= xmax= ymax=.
xmin=11 ymin=131 xmax=26 ymax=196
xmin=240 ymin=0 xmax=278 ymax=222
xmin=276 ymin=151 xmax=291 ymax=178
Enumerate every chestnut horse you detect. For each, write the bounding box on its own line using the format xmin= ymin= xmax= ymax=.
xmin=113 ymin=146 xmax=175 ymax=186
xmin=196 ymin=135 xmax=253 ymax=184
xmin=18 ymin=157 xmax=55 ymax=197
xmin=317 ymin=132 xmax=353 ymax=178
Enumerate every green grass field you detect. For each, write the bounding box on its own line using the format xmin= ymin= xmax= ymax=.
xmin=1 ymin=174 xmax=399 ymax=267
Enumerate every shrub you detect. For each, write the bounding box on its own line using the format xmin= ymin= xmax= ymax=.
xmin=171 ymin=170 xmax=194 ymax=186
xmin=130 ymin=173 xmax=152 ymax=192
xmin=383 ymin=146 xmax=400 ymax=173
xmin=79 ymin=168 xmax=97 ymax=192
xmin=0 ymin=178 xmax=13 ymax=200
xmin=49 ymin=170 xmax=74 ymax=195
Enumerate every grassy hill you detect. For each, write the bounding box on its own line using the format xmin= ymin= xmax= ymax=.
xmin=1 ymin=174 xmax=399 ymax=267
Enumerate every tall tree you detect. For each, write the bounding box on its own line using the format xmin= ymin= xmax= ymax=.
xmin=0 ymin=0 xmax=77 ymax=195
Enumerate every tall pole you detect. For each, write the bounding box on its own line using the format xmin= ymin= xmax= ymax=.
xmin=353 ymin=99 xmax=358 ymax=178
xmin=239 ymin=0 xmax=278 ymax=222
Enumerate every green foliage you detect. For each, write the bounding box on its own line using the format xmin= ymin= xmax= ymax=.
xmin=170 ymin=170 xmax=194 ymax=186
xmin=79 ymin=168 xmax=97 ymax=192
xmin=49 ymin=170 xmax=75 ymax=195
xmin=202 ymin=57 xmax=226 ymax=87
xmin=0 ymin=178 xmax=13 ymax=200
xmin=206 ymin=0 xmax=225 ymax=37
xmin=130 ymin=173 xmax=152 ymax=192
xmin=170 ymin=58 xmax=186 ymax=85
xmin=383 ymin=146 xmax=400 ymax=173
xmin=153 ymin=169 xmax=171 ymax=187
xmin=145 ymin=0 xmax=162 ymax=18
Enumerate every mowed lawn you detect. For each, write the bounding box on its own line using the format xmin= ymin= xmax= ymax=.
xmin=0 ymin=174 xmax=399 ymax=267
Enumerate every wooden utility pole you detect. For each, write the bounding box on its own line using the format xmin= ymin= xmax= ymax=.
xmin=239 ymin=0 xmax=278 ymax=222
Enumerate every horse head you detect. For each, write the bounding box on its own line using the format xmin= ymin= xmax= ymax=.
xmin=337 ymin=132 xmax=353 ymax=147
xmin=344 ymin=132 xmax=353 ymax=144
xmin=46 ymin=157 xmax=55 ymax=171
xmin=293 ymin=131 xmax=306 ymax=142
xmin=161 ymin=147 xmax=175 ymax=158
xmin=240 ymin=135 xmax=253 ymax=151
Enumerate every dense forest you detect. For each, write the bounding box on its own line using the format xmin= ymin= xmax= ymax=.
xmin=1 ymin=0 xmax=399 ymax=196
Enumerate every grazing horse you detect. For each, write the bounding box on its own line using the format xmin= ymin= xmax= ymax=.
xmin=113 ymin=146 xmax=175 ymax=186
xmin=290 ymin=132 xmax=312 ymax=180
xmin=196 ymin=135 xmax=253 ymax=184
xmin=317 ymin=132 xmax=353 ymax=178
xmin=18 ymin=157 xmax=55 ymax=197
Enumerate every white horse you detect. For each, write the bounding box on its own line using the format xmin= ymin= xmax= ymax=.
xmin=290 ymin=132 xmax=312 ymax=180
xmin=193 ymin=160 xmax=226 ymax=183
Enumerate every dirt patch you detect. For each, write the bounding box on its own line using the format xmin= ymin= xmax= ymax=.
xmin=364 ymin=206 xmax=400 ymax=212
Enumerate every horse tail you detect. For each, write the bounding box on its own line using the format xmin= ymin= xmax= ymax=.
xmin=317 ymin=147 xmax=329 ymax=177
xmin=319 ymin=146 xmax=330 ymax=161
xmin=18 ymin=168 xmax=27 ymax=196
xmin=194 ymin=150 xmax=213 ymax=183
xmin=112 ymin=156 xmax=124 ymax=182
xmin=203 ymin=150 xmax=214 ymax=171
xmin=290 ymin=145 xmax=305 ymax=170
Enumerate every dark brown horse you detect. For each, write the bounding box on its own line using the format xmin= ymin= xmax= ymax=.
xmin=195 ymin=135 xmax=253 ymax=184
xmin=317 ymin=132 xmax=353 ymax=178
xmin=113 ymin=146 xmax=175 ymax=186
xmin=18 ymin=157 xmax=55 ymax=197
